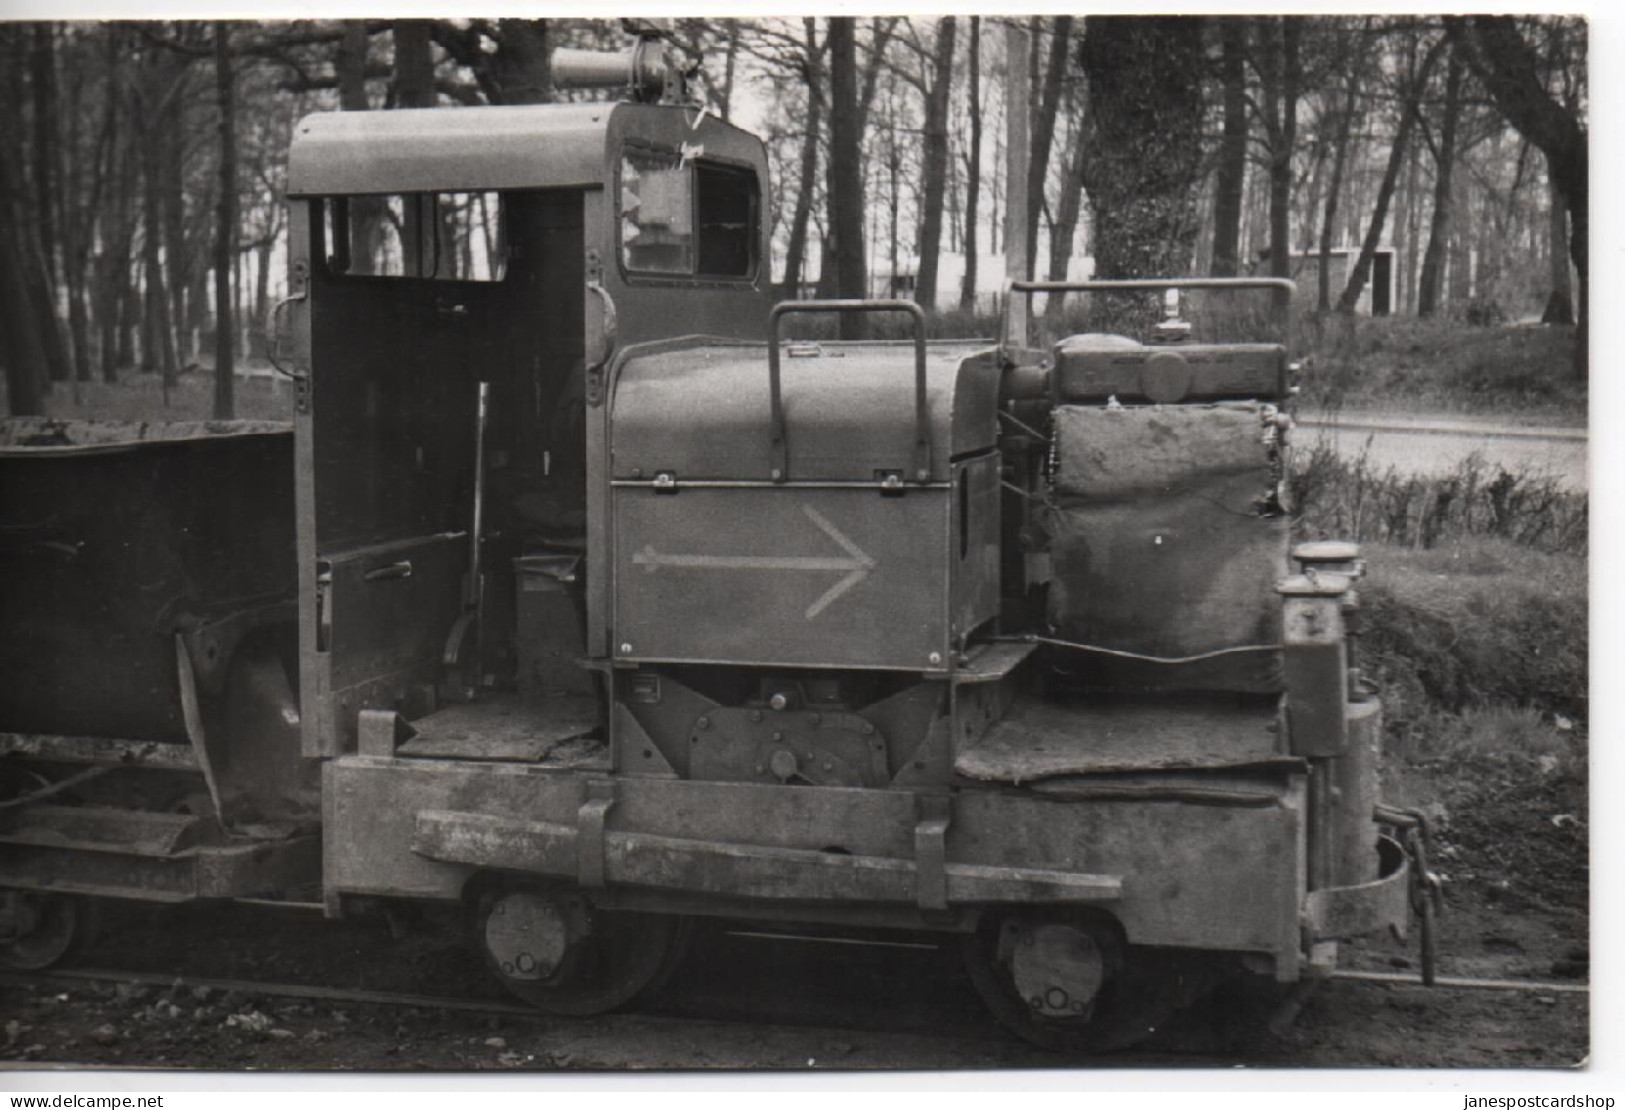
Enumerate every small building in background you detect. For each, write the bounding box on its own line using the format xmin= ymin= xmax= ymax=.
xmin=1280 ymin=247 xmax=1394 ymax=317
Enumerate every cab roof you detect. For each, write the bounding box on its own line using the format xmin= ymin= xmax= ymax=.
xmin=287 ymin=103 xmax=614 ymax=197
xmin=287 ymin=101 xmax=768 ymax=198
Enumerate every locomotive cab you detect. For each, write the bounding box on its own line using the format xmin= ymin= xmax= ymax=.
xmin=282 ymin=101 xmax=773 ymax=763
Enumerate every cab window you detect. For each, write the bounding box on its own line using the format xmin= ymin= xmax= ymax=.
xmin=620 ymin=150 xmax=757 ymax=281
xmin=324 ymin=192 xmax=507 ymax=282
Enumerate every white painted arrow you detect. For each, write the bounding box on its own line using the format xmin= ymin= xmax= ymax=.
xmin=632 ymin=503 xmax=877 ymax=620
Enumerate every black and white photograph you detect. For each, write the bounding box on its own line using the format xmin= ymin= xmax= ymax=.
xmin=0 ymin=8 xmax=1601 ymax=1086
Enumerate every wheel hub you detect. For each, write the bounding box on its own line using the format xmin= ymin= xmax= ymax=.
xmin=484 ymin=890 xmax=573 ymax=982
xmin=1006 ymin=921 xmax=1106 ymax=1018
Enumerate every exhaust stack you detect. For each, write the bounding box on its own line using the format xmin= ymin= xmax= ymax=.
xmin=552 ymin=28 xmax=686 ymax=105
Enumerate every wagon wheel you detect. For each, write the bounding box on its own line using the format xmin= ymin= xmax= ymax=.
xmin=472 ymin=882 xmax=689 ymax=1015
xmin=0 ymin=768 xmax=101 ymax=970
xmin=0 ymin=891 xmax=98 ymax=971
xmin=961 ymin=911 xmax=1213 ymax=1053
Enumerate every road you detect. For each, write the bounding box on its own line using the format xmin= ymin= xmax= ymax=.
xmin=1297 ymin=412 xmax=1588 ymax=490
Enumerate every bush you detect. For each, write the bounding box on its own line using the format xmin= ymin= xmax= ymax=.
xmin=1353 ymin=539 xmax=1587 ymax=749
xmin=1289 ymin=441 xmax=1587 ymax=556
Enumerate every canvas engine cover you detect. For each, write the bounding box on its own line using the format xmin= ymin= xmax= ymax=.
xmin=1043 ymin=403 xmax=1287 ymax=692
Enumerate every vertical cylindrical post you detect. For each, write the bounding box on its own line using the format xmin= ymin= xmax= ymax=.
xmin=1004 ymin=20 xmax=1030 ymax=349
xmin=1329 ymin=699 xmax=1382 ymax=886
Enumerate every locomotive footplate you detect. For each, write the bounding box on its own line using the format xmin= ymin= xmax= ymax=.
xmin=325 ymin=755 xmax=1304 ymax=968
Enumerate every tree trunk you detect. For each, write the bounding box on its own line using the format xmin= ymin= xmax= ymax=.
xmin=1339 ymin=38 xmax=1442 ymax=313
xmin=1259 ymin=18 xmax=1299 ymax=310
xmin=393 ymin=20 xmax=437 ymax=108
xmin=336 ymin=22 xmax=386 ymax=276
xmin=0 ymin=143 xmax=49 ymax=414
xmin=1078 ymin=17 xmax=1206 ymax=283
xmin=719 ymin=21 xmax=739 ymax=122
xmin=1210 ymin=20 xmax=1248 ymax=277
xmin=781 ymin=19 xmax=821 ymax=300
xmin=960 ymin=16 xmax=982 ymax=312
xmin=1447 ymin=171 xmax=1472 ymax=305
xmin=1418 ymin=47 xmax=1463 ymax=316
xmin=1319 ymin=64 xmax=1360 ymax=313
xmin=1542 ymin=175 xmax=1574 ymax=324
xmin=914 ymin=16 xmax=957 ymax=312
xmin=213 ymin=23 xmax=236 ymax=420
xmin=1004 ymin=19 xmax=1031 ymax=341
xmin=1045 ymin=100 xmax=1090 ymax=323
xmin=486 ymin=20 xmax=551 ymax=105
xmin=1024 ymin=16 xmax=1073 ymax=273
xmin=1401 ymin=135 xmax=1422 ymax=313
xmin=827 ymin=17 xmax=868 ymax=337
xmin=1445 ymin=15 xmax=1585 ymax=375
xmin=30 ymin=24 xmax=61 ymax=302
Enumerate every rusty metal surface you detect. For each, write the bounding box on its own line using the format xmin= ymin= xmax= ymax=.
xmin=956 ymin=693 xmax=1295 ymax=782
xmin=1305 ymin=834 xmax=1411 ymax=941
xmin=612 ymin=485 xmax=951 ymax=670
xmin=1045 ymin=404 xmax=1287 ymax=692
xmin=325 ymin=756 xmax=1302 ymax=956
xmin=413 ymin=807 xmax=1123 ymax=906
xmin=0 ymin=733 xmax=199 ymax=770
xmin=0 ymin=423 xmax=296 ymax=741
xmin=1330 ymin=700 xmax=1383 ymax=887
xmin=1282 ymin=594 xmax=1350 ymax=756
xmin=687 ymin=708 xmax=890 ymax=788
xmin=0 ymin=805 xmax=199 ymax=857
xmin=0 ymin=818 xmax=320 ymax=904
xmin=610 ymin=342 xmax=999 ymax=483
xmin=1052 ymin=340 xmax=1286 ymax=405
xmin=397 ymin=693 xmax=605 ymax=765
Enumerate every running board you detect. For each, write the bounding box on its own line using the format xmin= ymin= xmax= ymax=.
xmin=412 ymin=808 xmax=1122 ymax=907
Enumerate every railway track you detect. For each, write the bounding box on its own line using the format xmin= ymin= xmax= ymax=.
xmin=8 ymin=949 xmax=1585 ymax=1024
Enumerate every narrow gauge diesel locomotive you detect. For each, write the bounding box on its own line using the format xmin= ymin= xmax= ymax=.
xmin=0 ymin=39 xmax=1433 ymax=1050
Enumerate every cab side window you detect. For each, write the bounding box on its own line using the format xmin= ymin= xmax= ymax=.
xmin=620 ymin=149 xmax=758 ymax=281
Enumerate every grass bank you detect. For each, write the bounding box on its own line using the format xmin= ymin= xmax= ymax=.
xmin=1299 ymin=315 xmax=1584 ymax=424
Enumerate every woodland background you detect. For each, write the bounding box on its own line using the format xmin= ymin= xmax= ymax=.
xmin=0 ymin=16 xmax=1588 ymax=418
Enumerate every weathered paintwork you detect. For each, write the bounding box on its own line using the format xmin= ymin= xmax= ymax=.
xmin=609 ymin=341 xmax=999 ymax=483
xmin=324 ymin=753 xmax=1305 ymax=963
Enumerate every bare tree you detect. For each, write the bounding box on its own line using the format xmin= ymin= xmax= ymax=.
xmin=1447 ymin=16 xmax=1585 ymax=373
xmin=1417 ymin=46 xmax=1465 ymax=316
xmin=1024 ymin=16 xmax=1073 ymax=275
xmin=1210 ymin=20 xmax=1248 ymax=277
xmin=900 ymin=17 xmax=956 ymax=311
xmin=1339 ymin=29 xmax=1443 ymax=313
xmin=960 ymin=16 xmax=982 ymax=312
xmin=213 ymin=21 xmax=236 ymax=419
xmin=828 ymin=17 xmax=869 ymax=333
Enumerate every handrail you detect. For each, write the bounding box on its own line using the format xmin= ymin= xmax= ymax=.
xmin=999 ymin=276 xmax=1297 ymax=358
xmin=767 ymin=300 xmax=932 ymax=484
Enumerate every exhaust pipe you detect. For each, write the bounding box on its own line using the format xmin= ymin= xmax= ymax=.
xmin=552 ymin=38 xmax=675 ymax=103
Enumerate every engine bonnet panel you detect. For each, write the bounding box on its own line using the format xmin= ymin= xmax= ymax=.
xmin=610 ymin=342 xmax=1000 ymax=482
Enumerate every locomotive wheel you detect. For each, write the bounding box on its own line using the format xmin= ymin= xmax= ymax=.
xmin=472 ymin=883 xmax=689 ymax=1015
xmin=0 ymin=891 xmax=98 ymax=971
xmin=962 ymin=912 xmax=1209 ymax=1053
